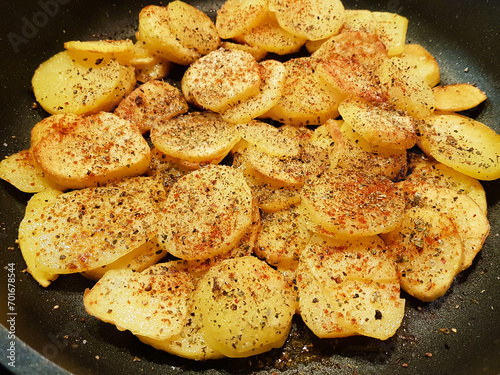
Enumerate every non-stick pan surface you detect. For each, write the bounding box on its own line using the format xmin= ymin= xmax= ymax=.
xmin=1 ymin=1 xmax=499 ymax=374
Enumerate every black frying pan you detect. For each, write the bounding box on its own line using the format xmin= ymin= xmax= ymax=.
xmin=1 ymin=1 xmax=499 ymax=374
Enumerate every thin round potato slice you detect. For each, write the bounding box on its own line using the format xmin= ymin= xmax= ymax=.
xmin=84 ymin=261 xmax=195 ymax=341
xmin=30 ymin=113 xmax=79 ymax=149
xmin=407 ymin=154 xmax=487 ymax=213
xmin=32 ymin=51 xmax=127 ymax=115
xmin=151 ymin=112 xmax=241 ymax=163
xmin=157 ymin=165 xmax=253 ymax=261
xmin=64 ymin=39 xmax=134 ymax=64
xmin=417 ymin=113 xmax=500 ymax=180
xmin=236 ymin=13 xmax=307 ymax=55
xmin=372 ymin=11 xmax=408 ymax=57
xmin=18 ymin=189 xmax=63 ymax=287
xmin=268 ymin=0 xmax=345 ymax=41
xmin=342 ymin=10 xmax=378 ymax=34
xmin=114 ymin=80 xmax=188 ymax=134
xmin=381 ymin=207 xmax=464 ymax=302
xmin=338 ymin=98 xmax=417 ymax=151
xmin=196 ymin=256 xmax=295 ymax=357
xmin=165 ymin=1 xmax=220 ymax=55
xmin=221 ymin=59 xmax=286 ymax=123
xmin=400 ymin=44 xmax=441 ymax=88
xmin=181 ymin=48 xmax=261 ymax=113
xmin=300 ymin=169 xmax=406 ymax=237
xmin=404 ymin=185 xmax=490 ymax=271
xmin=220 ymin=41 xmax=268 ymax=61
xmin=34 ymin=177 xmax=166 ymax=274
xmin=266 ymin=57 xmax=344 ymax=126
xmin=432 ymin=84 xmax=487 ymax=112
xmin=216 ymin=0 xmax=268 ymax=39
xmin=33 ymin=112 xmax=151 ymax=189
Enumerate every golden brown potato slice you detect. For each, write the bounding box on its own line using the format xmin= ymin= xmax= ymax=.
xmin=342 ymin=10 xmax=378 ymax=34
xmin=235 ymin=13 xmax=307 ymax=55
xmin=151 ymin=112 xmax=241 ymax=163
xmin=33 ymin=112 xmax=151 ymax=189
xmin=34 ymin=177 xmax=166 ymax=274
xmin=376 ymin=57 xmax=435 ymax=119
xmin=32 ymin=51 xmax=135 ymax=115
xmin=300 ymin=169 xmax=405 ymax=237
xmin=221 ymin=59 xmax=286 ymax=123
xmin=312 ymin=31 xmax=388 ymax=72
xmin=216 ymin=0 xmax=268 ymax=39
xmin=372 ymin=11 xmax=408 ymax=56
xmin=64 ymin=39 xmax=134 ymax=64
xmin=432 ymin=84 xmax=487 ymax=112
xmin=268 ymin=0 xmax=345 ymax=41
xmin=407 ymin=154 xmax=487 ymax=213
xmin=417 ymin=113 xmax=500 ymax=180
xmin=266 ymin=57 xmax=344 ymax=126
xmin=237 ymin=120 xmax=300 ymax=157
xmin=114 ymin=80 xmax=188 ymax=134
xmin=146 ymin=148 xmax=193 ymax=193
xmin=196 ymin=256 xmax=295 ymax=357
xmin=220 ymin=42 xmax=268 ymax=61
xmin=336 ymin=122 xmax=407 ymax=181
xmin=137 ymin=5 xmax=200 ymax=65
xmin=30 ymin=113 xmax=79 ymax=149
xmin=181 ymin=48 xmax=261 ymax=113
xmin=316 ymin=54 xmax=387 ymax=103
xmin=382 ymin=207 xmax=464 ymax=302
xmin=165 ymin=1 xmax=220 ymax=55
xmin=338 ymin=98 xmax=417 ymax=151
xmin=255 ymin=205 xmax=311 ymax=268
xmin=0 ymin=149 xmax=65 ymax=193
xmin=157 ymin=165 xmax=253 ymax=261
xmin=403 ymin=184 xmax=490 ymax=271
xmin=18 ymin=189 xmax=63 ymax=287
xmin=84 ymin=261 xmax=195 ymax=341
xmin=299 ymin=235 xmax=405 ymax=340
xmin=400 ymin=44 xmax=441 ymax=88
xmin=81 ymin=238 xmax=167 ymax=280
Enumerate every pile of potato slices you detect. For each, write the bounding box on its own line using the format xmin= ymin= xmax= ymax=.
xmin=2 ymin=0 xmax=500 ymax=361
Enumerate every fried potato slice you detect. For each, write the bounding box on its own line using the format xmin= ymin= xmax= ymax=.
xmin=30 ymin=113 xmax=79 ymax=149
xmin=64 ymin=39 xmax=134 ymax=64
xmin=151 ymin=112 xmax=241 ymax=163
xmin=255 ymin=205 xmax=311 ymax=268
xmin=34 ymin=177 xmax=166 ymax=274
xmin=0 ymin=149 xmax=65 ymax=193
xmin=338 ymin=98 xmax=417 ymax=151
xmin=137 ymin=5 xmax=200 ymax=65
xmin=236 ymin=13 xmax=307 ymax=55
xmin=114 ymin=80 xmax=188 ymax=134
xmin=432 ymin=84 xmax=487 ymax=112
xmin=220 ymin=41 xmax=268 ymax=61
xmin=403 ymin=184 xmax=490 ymax=271
xmin=32 ymin=51 xmax=135 ymax=115
xmin=216 ymin=0 xmax=268 ymax=39
xmin=221 ymin=59 xmax=286 ymax=123
xmin=196 ymin=256 xmax=296 ymax=357
xmin=400 ymin=44 xmax=441 ymax=88
xmin=407 ymin=153 xmax=487 ymax=213
xmin=33 ymin=112 xmax=151 ymax=189
xmin=300 ymin=169 xmax=405 ymax=237
xmin=312 ymin=31 xmax=388 ymax=72
xmin=84 ymin=261 xmax=195 ymax=340
xmin=157 ymin=165 xmax=253 ymax=261
xmin=336 ymin=122 xmax=407 ymax=181
xmin=381 ymin=207 xmax=464 ymax=302
xmin=299 ymin=235 xmax=405 ymax=340
xmin=245 ymin=124 xmax=336 ymax=185
xmin=181 ymin=48 xmax=261 ymax=113
xmin=146 ymin=148 xmax=193 ymax=193
xmin=316 ymin=54 xmax=387 ymax=103
xmin=372 ymin=11 xmax=408 ymax=56
xmin=342 ymin=9 xmax=378 ymax=34
xmin=81 ymin=238 xmax=167 ymax=280
xmin=268 ymin=0 xmax=345 ymax=41
xmin=376 ymin=57 xmax=435 ymax=119
xmin=165 ymin=1 xmax=220 ymax=55
xmin=18 ymin=189 xmax=63 ymax=287
xmin=126 ymin=40 xmax=173 ymax=82
xmin=266 ymin=57 xmax=344 ymax=126
xmin=138 ymin=292 xmax=224 ymax=361
xmin=417 ymin=113 xmax=500 ymax=180
xmin=237 ymin=120 xmax=300 ymax=157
